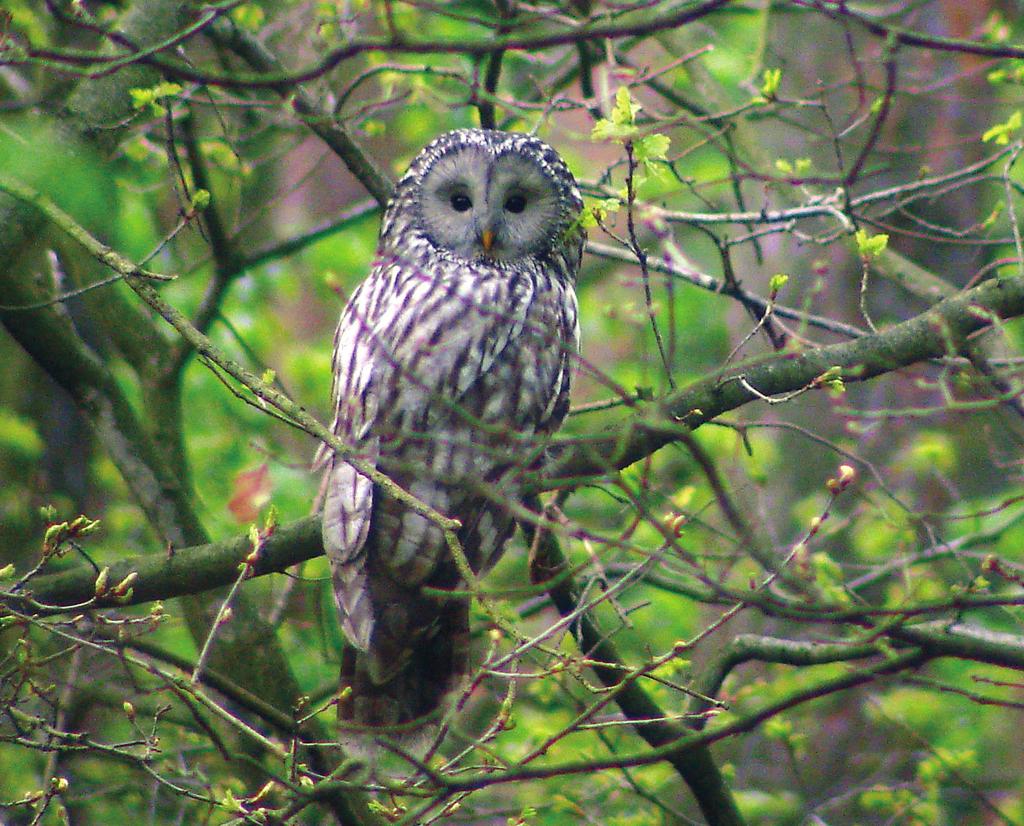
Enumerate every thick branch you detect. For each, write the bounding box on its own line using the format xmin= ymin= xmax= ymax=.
xmin=893 ymin=622 xmax=1024 ymax=671
xmin=546 ymin=274 xmax=1024 ymax=483
xmin=205 ymin=17 xmax=394 ymax=207
xmin=13 ymin=525 xmax=1024 ymax=679
xmin=8 ymin=517 xmax=321 ymax=615
xmin=425 ymin=650 xmax=926 ymax=792
xmin=824 ymin=2 xmax=1024 ymax=61
xmin=33 ymin=0 xmax=735 ymax=92
xmin=523 ymin=511 xmax=745 ymax=826
xmin=0 ymin=8 xmax=385 ymax=820
xmin=690 ymin=634 xmax=890 ymax=727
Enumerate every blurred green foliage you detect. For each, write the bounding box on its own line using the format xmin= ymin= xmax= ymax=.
xmin=3 ymin=2 xmax=1024 ymax=825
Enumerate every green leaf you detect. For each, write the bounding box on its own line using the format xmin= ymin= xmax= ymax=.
xmin=230 ymin=2 xmax=265 ymax=30
xmin=190 ymin=189 xmax=211 ymax=211
xmin=591 ymin=86 xmax=641 ymax=142
xmin=128 ymin=81 xmax=182 ymax=109
xmin=768 ymin=273 xmax=789 ymax=294
xmin=982 ymin=109 xmax=1022 ymax=144
xmin=634 ymin=133 xmax=670 ymax=163
xmin=128 ymin=81 xmax=183 ymax=117
xmin=611 ymin=85 xmax=640 ymax=126
xmin=854 ymin=229 xmax=889 ymax=258
xmin=575 ymin=197 xmax=622 ymax=230
xmin=219 ymin=789 xmax=246 ymax=814
xmin=775 ymin=158 xmax=811 ymax=176
xmin=591 ymin=118 xmax=636 ymax=143
xmin=760 ymin=67 xmax=782 ymax=99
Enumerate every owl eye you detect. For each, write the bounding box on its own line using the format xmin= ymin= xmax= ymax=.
xmin=450 ymin=193 xmax=473 ymax=212
xmin=504 ymin=194 xmax=527 ymax=214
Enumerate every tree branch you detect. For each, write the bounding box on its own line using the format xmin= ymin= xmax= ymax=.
xmin=0 ymin=172 xmax=460 ymax=536
xmin=545 ymin=273 xmax=1024 ymax=483
xmin=421 ymin=650 xmax=927 ymax=792
xmin=7 ymin=517 xmax=321 ymax=615
xmin=22 ymin=0 xmax=735 ymax=92
xmin=522 ymin=509 xmax=745 ymax=826
xmin=0 ymin=6 xmax=387 ymax=820
xmin=203 ymin=16 xmax=394 ymax=207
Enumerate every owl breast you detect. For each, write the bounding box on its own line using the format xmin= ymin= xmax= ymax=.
xmin=369 ymin=247 xmax=577 ymax=479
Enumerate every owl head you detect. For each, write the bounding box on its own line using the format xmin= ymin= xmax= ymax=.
xmin=382 ymin=129 xmax=584 ymax=265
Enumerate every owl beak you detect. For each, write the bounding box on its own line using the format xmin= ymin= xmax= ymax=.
xmin=479 ymin=228 xmax=495 ymax=253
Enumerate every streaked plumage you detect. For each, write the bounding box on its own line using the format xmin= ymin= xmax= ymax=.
xmin=316 ymin=129 xmax=584 ymax=743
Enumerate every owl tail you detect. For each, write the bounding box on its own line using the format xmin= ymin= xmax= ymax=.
xmin=338 ymin=598 xmax=471 ymax=757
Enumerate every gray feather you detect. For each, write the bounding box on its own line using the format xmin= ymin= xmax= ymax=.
xmin=322 ymin=453 xmax=376 ymax=649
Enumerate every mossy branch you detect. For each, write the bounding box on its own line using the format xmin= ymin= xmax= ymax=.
xmin=0 ymin=174 xmax=460 ymax=537
xmin=5 ymin=517 xmax=320 ymax=615
xmin=546 ymin=273 xmax=1024 ymax=484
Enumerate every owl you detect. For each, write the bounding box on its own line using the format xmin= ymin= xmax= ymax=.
xmin=317 ymin=128 xmax=584 ymax=748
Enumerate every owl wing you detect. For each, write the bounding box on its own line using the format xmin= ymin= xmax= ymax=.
xmin=317 ymin=277 xmax=385 ymax=651
xmin=318 ymin=262 xmax=505 ymax=650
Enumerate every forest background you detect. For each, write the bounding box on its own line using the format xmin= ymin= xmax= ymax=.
xmin=3 ymin=2 xmax=1024 ymax=824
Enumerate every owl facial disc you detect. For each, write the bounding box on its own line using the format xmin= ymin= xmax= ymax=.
xmin=416 ymin=140 xmax=567 ymax=262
